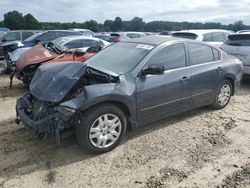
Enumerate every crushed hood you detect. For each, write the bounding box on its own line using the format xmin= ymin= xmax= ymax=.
xmin=30 ymin=62 xmax=87 ymax=103
xmin=15 ymin=44 xmax=58 ymax=71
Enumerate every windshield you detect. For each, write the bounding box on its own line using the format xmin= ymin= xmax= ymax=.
xmin=52 ymin=37 xmax=69 ymax=51
xmin=86 ymin=42 xmax=154 ymax=74
xmin=24 ymin=32 xmax=43 ymax=42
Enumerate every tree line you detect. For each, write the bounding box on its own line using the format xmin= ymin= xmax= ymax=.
xmin=0 ymin=10 xmax=249 ymax=32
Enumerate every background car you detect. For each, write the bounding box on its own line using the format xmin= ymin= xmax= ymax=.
xmin=0 ymin=30 xmax=83 ymax=73
xmin=236 ymin=30 xmax=250 ymax=33
xmin=16 ymin=36 xmax=243 ymax=153
xmin=110 ymin=32 xmax=146 ymax=42
xmin=13 ymin=35 xmax=109 ymax=86
xmin=220 ymin=32 xmax=250 ymax=78
xmin=0 ymin=30 xmax=39 ymax=46
xmin=0 ymin=30 xmax=40 ymax=58
xmin=172 ymin=29 xmax=233 ymax=47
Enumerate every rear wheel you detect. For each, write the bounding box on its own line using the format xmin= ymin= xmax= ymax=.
xmin=212 ymin=80 xmax=232 ymax=109
xmin=76 ymin=104 xmax=127 ymax=154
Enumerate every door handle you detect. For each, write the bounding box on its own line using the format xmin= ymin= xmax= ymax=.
xmin=217 ymin=67 xmax=223 ymax=72
xmin=181 ymin=76 xmax=190 ymax=82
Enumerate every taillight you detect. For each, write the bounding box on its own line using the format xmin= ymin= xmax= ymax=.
xmin=115 ymin=36 xmax=120 ymax=43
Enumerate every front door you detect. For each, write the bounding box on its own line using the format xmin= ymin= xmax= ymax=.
xmin=136 ymin=43 xmax=191 ymax=123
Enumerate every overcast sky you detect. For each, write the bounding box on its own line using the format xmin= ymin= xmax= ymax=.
xmin=0 ymin=0 xmax=250 ymax=24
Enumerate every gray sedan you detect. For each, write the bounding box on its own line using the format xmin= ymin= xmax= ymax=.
xmin=16 ymin=36 xmax=243 ymax=153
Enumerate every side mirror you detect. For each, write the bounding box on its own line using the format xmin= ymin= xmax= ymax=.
xmin=140 ymin=66 xmax=164 ymax=76
xmin=74 ymin=48 xmax=86 ymax=56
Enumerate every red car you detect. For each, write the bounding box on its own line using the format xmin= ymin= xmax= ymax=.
xmin=11 ymin=36 xmax=107 ymax=86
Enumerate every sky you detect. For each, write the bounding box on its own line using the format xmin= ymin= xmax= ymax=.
xmin=0 ymin=0 xmax=250 ymax=24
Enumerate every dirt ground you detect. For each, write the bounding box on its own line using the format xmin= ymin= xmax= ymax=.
xmin=0 ymin=75 xmax=249 ymax=188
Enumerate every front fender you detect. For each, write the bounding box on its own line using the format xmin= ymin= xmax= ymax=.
xmin=60 ymin=82 xmax=137 ymax=121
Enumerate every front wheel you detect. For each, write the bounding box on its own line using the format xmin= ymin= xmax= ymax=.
xmin=76 ymin=104 xmax=127 ymax=154
xmin=212 ymin=80 xmax=232 ymax=109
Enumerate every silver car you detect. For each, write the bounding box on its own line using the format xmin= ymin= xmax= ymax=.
xmin=220 ymin=32 xmax=250 ymax=77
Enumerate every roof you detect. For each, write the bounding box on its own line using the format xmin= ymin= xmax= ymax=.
xmin=124 ymin=35 xmax=181 ymax=45
xmin=173 ymin=29 xmax=233 ymax=35
xmin=57 ymin=35 xmax=99 ymax=41
xmin=230 ymin=32 xmax=250 ymax=35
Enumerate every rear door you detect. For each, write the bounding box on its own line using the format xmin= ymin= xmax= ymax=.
xmin=186 ymin=42 xmax=220 ymax=107
xmin=136 ymin=43 xmax=191 ymax=123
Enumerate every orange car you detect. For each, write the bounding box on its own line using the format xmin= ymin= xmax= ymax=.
xmin=11 ymin=36 xmax=107 ymax=86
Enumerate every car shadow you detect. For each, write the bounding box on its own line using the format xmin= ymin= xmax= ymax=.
xmin=0 ymin=106 xmax=213 ymax=181
xmin=236 ymin=79 xmax=250 ymax=96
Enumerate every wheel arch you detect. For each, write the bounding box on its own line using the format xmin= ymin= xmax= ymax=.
xmin=223 ymin=74 xmax=235 ymax=95
xmin=79 ymin=100 xmax=132 ymax=120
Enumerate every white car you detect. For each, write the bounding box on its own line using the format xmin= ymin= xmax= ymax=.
xmin=69 ymin=29 xmax=95 ymax=36
xmin=220 ymin=32 xmax=250 ymax=76
xmin=172 ymin=29 xmax=233 ymax=47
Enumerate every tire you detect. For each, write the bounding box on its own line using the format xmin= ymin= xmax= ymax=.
xmin=75 ymin=104 xmax=127 ymax=154
xmin=212 ymin=80 xmax=232 ymax=109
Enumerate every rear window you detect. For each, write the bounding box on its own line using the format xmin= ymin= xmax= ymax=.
xmin=110 ymin=33 xmax=120 ymax=37
xmin=172 ymin=32 xmax=198 ymax=40
xmin=224 ymin=34 xmax=250 ymax=46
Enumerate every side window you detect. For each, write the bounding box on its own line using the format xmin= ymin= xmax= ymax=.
xmin=38 ymin=32 xmax=56 ymax=42
xmin=3 ymin=32 xmax=21 ymax=41
xmin=81 ymin=39 xmax=99 ymax=47
xmin=22 ymin=32 xmax=34 ymax=40
xmin=147 ymin=43 xmax=186 ymax=70
xmin=212 ymin=48 xmax=221 ymax=61
xmin=64 ymin=40 xmax=82 ymax=49
xmin=188 ymin=43 xmax=214 ymax=65
xmin=203 ymin=33 xmax=212 ymax=42
xmin=212 ymin=32 xmax=226 ymax=42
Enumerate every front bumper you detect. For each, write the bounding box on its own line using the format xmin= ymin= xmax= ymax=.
xmin=16 ymin=96 xmax=72 ymax=133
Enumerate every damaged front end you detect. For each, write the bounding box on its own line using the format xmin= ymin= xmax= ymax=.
xmin=16 ymin=94 xmax=76 ymax=144
xmin=16 ymin=61 xmax=119 ymax=144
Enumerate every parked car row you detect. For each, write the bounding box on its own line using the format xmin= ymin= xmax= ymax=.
xmin=11 ymin=35 xmax=109 ymax=86
xmin=15 ymin=35 xmax=243 ymax=154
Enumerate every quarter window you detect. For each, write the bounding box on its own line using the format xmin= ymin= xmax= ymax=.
xmin=147 ymin=43 xmax=186 ymax=70
xmin=188 ymin=43 xmax=214 ymax=65
xmin=212 ymin=48 xmax=221 ymax=61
